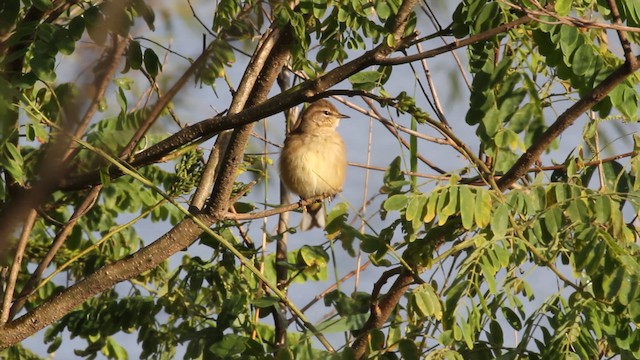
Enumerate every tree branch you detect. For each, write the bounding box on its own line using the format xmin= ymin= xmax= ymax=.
xmin=0 ymin=9 xmax=294 ymax=351
xmin=0 ymin=213 xmax=213 ymax=348
xmin=351 ymin=270 xmax=415 ymax=359
xmin=0 ymin=209 xmax=36 ymax=325
xmin=9 ymin=186 xmax=103 ymax=319
xmin=57 ymin=22 xmax=420 ymax=192
xmin=605 ymin=0 xmax=638 ymax=68
xmin=377 ymin=14 xmax=532 ymax=66
xmin=496 ymin=55 xmax=640 ymax=190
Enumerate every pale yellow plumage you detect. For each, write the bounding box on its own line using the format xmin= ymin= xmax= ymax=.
xmin=279 ymin=100 xmax=348 ymax=231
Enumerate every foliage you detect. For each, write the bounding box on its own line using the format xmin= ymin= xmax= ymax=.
xmin=0 ymin=0 xmax=639 ymax=359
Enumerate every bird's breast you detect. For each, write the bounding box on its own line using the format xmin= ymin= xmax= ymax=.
xmin=279 ymin=130 xmax=347 ymax=199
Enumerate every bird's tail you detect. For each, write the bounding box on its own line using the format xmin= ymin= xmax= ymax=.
xmin=300 ymin=203 xmax=324 ymax=231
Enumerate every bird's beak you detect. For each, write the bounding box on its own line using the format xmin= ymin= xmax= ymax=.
xmin=338 ymin=113 xmax=350 ymax=119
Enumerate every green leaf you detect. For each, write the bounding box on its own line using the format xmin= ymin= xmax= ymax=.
xmin=480 ymin=105 xmax=500 ymax=138
xmin=426 ymin=349 xmax=464 ymax=360
xmin=385 ymin=33 xmax=396 ymax=47
xmin=602 ymin=266 xmax=624 ymax=300
xmin=315 ymin=313 xmax=368 ymax=333
xmin=104 ymin=337 xmax=128 ymax=360
xmin=542 ymin=207 xmax=563 ymax=239
xmin=398 ymin=339 xmax=419 ymax=360
xmin=384 ymin=193 xmax=408 ymax=211
xmin=298 ymin=245 xmax=329 ymax=268
xmin=441 ymin=187 xmax=458 ymax=217
xmin=473 ymin=2 xmax=501 ymax=33
xmin=84 ymin=7 xmax=107 ymax=45
xmin=375 ymin=0 xmax=392 ymax=20
xmin=209 ymin=334 xmax=247 ymax=357
xmin=559 ymin=26 xmax=579 ymax=65
xmin=617 ymin=273 xmax=636 ymax=306
xmin=629 ymin=298 xmax=640 ymax=323
xmin=423 ymin=190 xmax=438 ymax=223
xmin=132 ymin=0 xmax=155 ymax=31
xmin=495 ymin=128 xmax=522 ymax=151
xmin=312 ymin=0 xmax=327 ymax=18
xmin=32 ymin=0 xmax=53 ymax=11
xmin=127 ymin=41 xmax=143 ymax=70
xmin=143 ymin=48 xmax=161 ymax=78
xmin=610 ymin=82 xmax=639 ymax=121
xmin=30 ymin=56 xmax=56 ymax=82
xmin=593 ymin=195 xmax=611 ymax=224
xmin=360 ymin=234 xmax=385 ymax=254
xmin=459 ymin=186 xmax=475 ymax=230
xmin=1 ymin=142 xmax=24 ymax=185
xmin=412 ymin=283 xmax=442 ymax=320
xmin=502 ymin=307 xmax=522 ymax=330
xmin=572 ymin=44 xmax=594 ymax=76
xmin=349 ymin=70 xmax=384 ymax=91
xmin=555 ymin=0 xmax=572 ymax=16
xmin=566 ymin=198 xmax=589 ymax=223
xmin=55 ymin=28 xmax=76 ymax=55
xmin=436 ymin=189 xmax=450 ymax=226
xmin=509 ymin=103 xmax=534 ymax=133
xmin=405 ymin=193 xmax=426 ymax=222
xmin=474 ymin=189 xmax=492 ymax=228
xmin=251 ymin=296 xmax=280 ymax=308
xmin=0 ymin=0 xmax=19 ymax=33
xmin=488 ymin=320 xmax=504 ymax=347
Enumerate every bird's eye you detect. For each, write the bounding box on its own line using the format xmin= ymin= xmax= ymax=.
xmin=323 ymin=110 xmax=331 ymax=116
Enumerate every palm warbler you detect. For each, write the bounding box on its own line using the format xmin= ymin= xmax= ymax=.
xmin=279 ymin=100 xmax=348 ymax=231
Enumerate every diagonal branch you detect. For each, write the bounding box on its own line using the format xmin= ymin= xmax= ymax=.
xmin=605 ymin=0 xmax=638 ymax=68
xmin=496 ymin=54 xmax=640 ymax=190
xmin=351 ymin=270 xmax=415 ymax=358
xmin=0 ymin=210 xmax=36 ymax=325
xmin=377 ymin=14 xmax=532 ymax=66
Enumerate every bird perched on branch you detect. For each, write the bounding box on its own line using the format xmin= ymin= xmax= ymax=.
xmin=279 ymin=99 xmax=348 ymax=231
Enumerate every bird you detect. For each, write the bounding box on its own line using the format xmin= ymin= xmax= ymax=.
xmin=279 ymin=99 xmax=348 ymax=231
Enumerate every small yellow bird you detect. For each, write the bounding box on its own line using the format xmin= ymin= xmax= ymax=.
xmin=279 ymin=100 xmax=348 ymax=231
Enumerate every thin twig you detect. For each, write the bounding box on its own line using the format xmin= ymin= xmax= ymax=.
xmin=0 ymin=210 xmax=37 ymax=325
xmin=348 ymin=162 xmax=449 ymax=180
xmin=225 ymin=195 xmax=329 ymax=221
xmin=416 ymin=42 xmax=449 ymax=126
xmin=297 ymin=260 xmax=372 ymax=315
xmin=274 ymin=69 xmax=293 ymax=347
xmin=359 ymin=97 xmax=448 ymax=174
xmin=377 ymin=14 xmax=533 ymax=66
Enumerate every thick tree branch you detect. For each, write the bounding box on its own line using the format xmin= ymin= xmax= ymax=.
xmin=206 ymin=25 xmax=292 ymax=215
xmin=0 ymin=213 xmax=213 ymax=348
